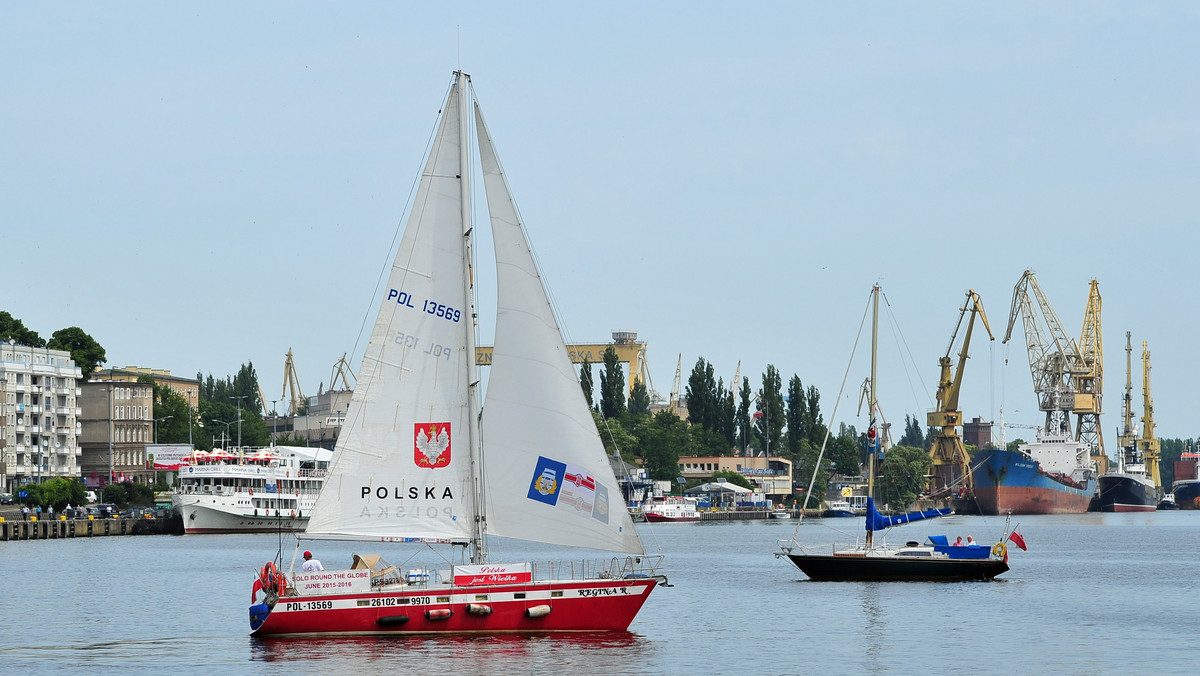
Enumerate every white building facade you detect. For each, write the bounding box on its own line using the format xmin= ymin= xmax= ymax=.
xmin=0 ymin=343 xmax=84 ymax=492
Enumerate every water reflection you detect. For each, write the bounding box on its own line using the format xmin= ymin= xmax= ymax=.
xmin=250 ymin=631 xmax=646 ymax=670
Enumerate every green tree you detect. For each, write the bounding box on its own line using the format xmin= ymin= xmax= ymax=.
xmin=48 ymin=326 xmax=107 ymax=380
xmin=792 ymin=438 xmax=832 ymax=507
xmin=102 ymin=482 xmax=128 ymax=505
xmin=784 ymin=375 xmax=805 ymax=461
xmin=755 ymin=365 xmax=784 ymax=456
xmin=877 ymin=445 xmax=934 ymax=510
xmin=804 ymin=384 xmax=826 ymax=445
xmin=148 ymin=379 xmax=194 ymax=445
xmin=685 ymin=358 xmax=719 ymax=432
xmin=598 ymin=346 xmax=626 ymax=419
xmin=641 ymin=410 xmax=689 ymax=480
xmin=579 ymin=359 xmax=594 ymax=408
xmin=711 ymin=469 xmax=752 ymax=490
xmin=38 ymin=478 xmax=87 ymax=511
xmin=827 ymin=431 xmax=862 ymax=477
xmin=736 ymin=376 xmax=752 ymax=454
xmin=594 ymin=410 xmax=639 ymax=461
xmin=628 ymin=380 xmax=651 ymax=415
xmin=899 ymin=414 xmax=925 ymax=448
xmin=197 ymin=363 xmax=268 ymax=448
xmin=0 ymin=311 xmax=46 ymax=347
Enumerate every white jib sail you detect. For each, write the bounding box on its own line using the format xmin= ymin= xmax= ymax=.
xmin=475 ymin=101 xmax=644 ymax=555
xmin=305 ymin=79 xmax=476 ymax=542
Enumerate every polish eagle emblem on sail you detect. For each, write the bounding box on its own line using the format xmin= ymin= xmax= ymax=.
xmin=414 ymin=423 xmax=451 ymax=468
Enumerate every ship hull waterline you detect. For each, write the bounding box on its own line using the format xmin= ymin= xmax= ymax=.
xmin=784 ymin=553 xmax=1009 ymax=582
xmin=251 ymin=577 xmax=659 ymax=637
xmin=179 ymin=503 xmax=308 ymax=534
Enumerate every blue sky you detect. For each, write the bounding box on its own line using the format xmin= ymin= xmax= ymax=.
xmin=4 ymin=2 xmax=1198 ymax=445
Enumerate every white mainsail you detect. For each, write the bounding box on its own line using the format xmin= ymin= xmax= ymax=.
xmin=475 ymin=102 xmax=645 ymax=555
xmin=305 ymin=78 xmax=476 ymax=542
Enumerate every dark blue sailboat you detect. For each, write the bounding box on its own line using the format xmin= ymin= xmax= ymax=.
xmin=778 ymin=285 xmax=1012 ymax=582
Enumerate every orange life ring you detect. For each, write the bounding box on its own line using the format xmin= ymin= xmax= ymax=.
xmin=259 ymin=561 xmax=287 ymax=596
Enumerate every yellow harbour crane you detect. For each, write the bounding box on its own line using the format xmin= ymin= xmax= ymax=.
xmin=1077 ymin=280 xmax=1106 ymax=473
xmin=282 ymin=348 xmax=306 ymax=416
xmin=1140 ymin=340 xmax=1162 ymax=492
xmin=927 ymin=290 xmax=994 ymax=500
xmin=329 ymin=352 xmax=357 ymax=391
xmin=1003 ymin=270 xmax=1090 ymax=438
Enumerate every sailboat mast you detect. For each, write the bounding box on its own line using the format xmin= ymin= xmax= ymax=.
xmin=866 ymin=284 xmax=880 ymax=549
xmin=455 ymin=71 xmax=487 ymax=564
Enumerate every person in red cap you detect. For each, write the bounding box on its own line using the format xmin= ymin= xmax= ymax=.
xmin=301 ymin=550 xmax=324 ymax=571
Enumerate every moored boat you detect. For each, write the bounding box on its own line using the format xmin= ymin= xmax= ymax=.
xmin=971 ymin=432 xmax=1097 ymax=515
xmin=247 ymin=71 xmax=665 ymax=638
xmin=174 ymin=446 xmax=329 ymax=533
xmin=820 ymin=500 xmax=855 ymax=518
xmin=1171 ymin=479 xmax=1200 ymax=510
xmin=1172 ymin=452 xmax=1200 ymax=509
xmin=1096 ymin=333 xmax=1161 ymax=513
xmin=642 ymin=496 xmax=700 ymax=522
xmin=1096 ymin=472 xmax=1156 ymax=512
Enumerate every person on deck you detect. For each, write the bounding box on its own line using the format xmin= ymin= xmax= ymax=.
xmin=301 ymin=551 xmax=324 ymax=571
xmin=952 ymin=536 xmax=963 ymax=546
xmin=966 ymin=536 xmax=978 ymax=547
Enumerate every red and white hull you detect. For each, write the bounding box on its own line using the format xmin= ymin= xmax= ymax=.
xmin=642 ymin=513 xmax=699 ymax=523
xmin=251 ymin=577 xmax=658 ymax=637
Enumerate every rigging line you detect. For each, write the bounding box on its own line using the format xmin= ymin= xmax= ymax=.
xmin=788 ymin=289 xmax=872 ymax=543
xmin=880 ymin=290 xmax=933 ymax=414
xmin=595 ymin=409 xmax=664 ymax=555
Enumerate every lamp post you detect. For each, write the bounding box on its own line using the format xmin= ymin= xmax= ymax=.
xmin=213 ymin=419 xmax=234 ymax=449
xmin=153 ymin=415 xmax=172 ymax=487
xmin=154 ymin=416 xmax=173 ymax=444
xmin=270 ymin=399 xmax=280 ymax=447
xmin=230 ymin=396 xmax=247 ymax=449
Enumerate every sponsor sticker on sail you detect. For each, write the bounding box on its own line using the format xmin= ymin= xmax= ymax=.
xmin=526 ymin=455 xmax=608 ymax=522
xmin=414 ymin=422 xmax=451 ymax=468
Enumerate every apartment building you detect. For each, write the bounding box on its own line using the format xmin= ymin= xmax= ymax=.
xmin=0 ymin=343 xmax=84 ymax=492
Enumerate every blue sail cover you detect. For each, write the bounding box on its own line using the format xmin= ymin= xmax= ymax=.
xmin=865 ymin=497 xmax=951 ymax=532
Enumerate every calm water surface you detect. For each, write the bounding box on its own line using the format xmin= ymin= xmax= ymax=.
xmin=1 ymin=512 xmax=1195 ymax=674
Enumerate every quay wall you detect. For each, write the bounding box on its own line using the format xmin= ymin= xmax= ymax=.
xmin=0 ymin=516 xmax=182 ymax=540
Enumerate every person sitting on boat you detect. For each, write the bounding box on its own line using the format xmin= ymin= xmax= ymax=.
xmin=301 ymin=551 xmax=324 ymax=571
xmin=952 ymin=536 xmax=963 ymax=546
xmin=966 ymin=536 xmax=978 ymax=548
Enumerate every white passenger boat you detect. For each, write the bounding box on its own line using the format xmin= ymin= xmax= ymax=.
xmin=173 ymin=445 xmax=330 ymax=534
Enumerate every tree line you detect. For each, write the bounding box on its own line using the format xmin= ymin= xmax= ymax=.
xmin=579 ymin=348 xmax=933 ymax=508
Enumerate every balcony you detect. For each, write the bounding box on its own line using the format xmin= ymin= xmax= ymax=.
xmin=56 ymin=426 xmax=73 ymax=434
